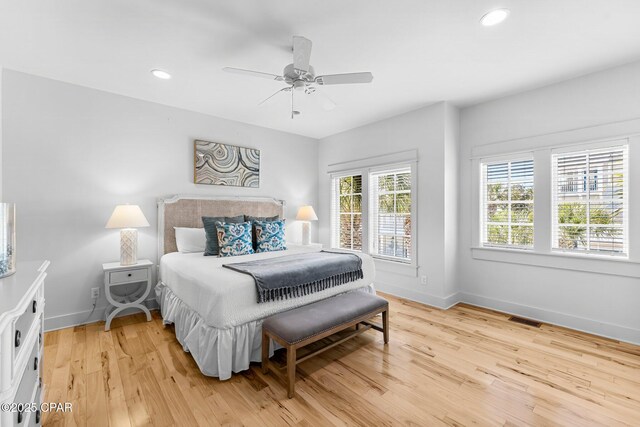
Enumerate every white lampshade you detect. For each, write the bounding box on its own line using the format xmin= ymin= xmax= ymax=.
xmin=296 ymin=205 xmax=318 ymax=221
xmin=105 ymin=205 xmax=150 ymax=229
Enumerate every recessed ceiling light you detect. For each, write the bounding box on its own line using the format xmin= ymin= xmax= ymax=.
xmin=151 ymin=69 xmax=172 ymax=80
xmin=480 ymin=9 xmax=510 ymax=26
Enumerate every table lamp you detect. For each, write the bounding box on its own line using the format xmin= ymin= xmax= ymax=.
xmin=296 ymin=205 xmax=318 ymax=245
xmin=105 ymin=204 xmax=150 ymax=265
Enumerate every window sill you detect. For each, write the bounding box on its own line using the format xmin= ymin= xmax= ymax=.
xmin=471 ymin=247 xmax=640 ymax=278
xmin=329 ymin=247 xmax=362 ymax=254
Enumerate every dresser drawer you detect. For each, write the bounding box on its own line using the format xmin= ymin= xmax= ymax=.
xmin=109 ymin=268 xmax=148 ymax=284
xmin=37 ymin=314 xmax=43 ymax=380
xmin=28 ymin=386 xmax=42 ymax=426
xmin=13 ymin=338 xmax=39 ymax=425
xmin=13 ymin=296 xmax=39 ymax=356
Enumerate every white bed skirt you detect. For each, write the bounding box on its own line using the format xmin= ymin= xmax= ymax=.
xmin=155 ymin=281 xmax=376 ymax=380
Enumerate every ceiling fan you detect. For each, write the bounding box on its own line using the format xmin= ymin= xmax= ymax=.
xmin=223 ymin=36 xmax=374 ymax=119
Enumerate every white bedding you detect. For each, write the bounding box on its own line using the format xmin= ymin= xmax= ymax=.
xmin=159 ymin=247 xmax=375 ymax=329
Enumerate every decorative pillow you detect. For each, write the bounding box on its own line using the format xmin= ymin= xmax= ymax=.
xmin=174 ymin=227 xmax=206 ymax=253
xmin=245 ymin=215 xmax=280 ymax=249
xmin=202 ymin=215 xmax=244 ymax=256
xmin=254 ymin=220 xmax=287 ymax=253
xmin=215 ymin=221 xmax=254 ymax=257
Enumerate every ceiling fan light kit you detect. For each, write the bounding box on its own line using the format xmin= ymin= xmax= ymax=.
xmin=223 ymin=36 xmax=373 ymax=118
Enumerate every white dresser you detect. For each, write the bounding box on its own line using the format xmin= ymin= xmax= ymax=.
xmin=0 ymin=261 xmax=49 ymax=426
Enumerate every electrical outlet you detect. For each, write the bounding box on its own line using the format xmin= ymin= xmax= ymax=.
xmin=420 ymin=276 xmax=428 ymax=285
xmin=91 ymin=287 xmax=100 ymax=299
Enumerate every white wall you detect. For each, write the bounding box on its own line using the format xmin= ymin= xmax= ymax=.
xmin=5 ymin=58 xmax=639 ymax=344
xmin=459 ymin=60 xmax=640 ymax=344
xmin=318 ymin=102 xmax=461 ymax=307
xmin=2 ymin=70 xmax=319 ymax=330
xmin=0 ymin=66 xmax=3 ymax=200
xmin=443 ymin=103 xmax=459 ymax=298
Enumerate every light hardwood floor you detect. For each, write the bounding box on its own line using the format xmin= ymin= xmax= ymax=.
xmin=43 ymin=294 xmax=640 ymax=426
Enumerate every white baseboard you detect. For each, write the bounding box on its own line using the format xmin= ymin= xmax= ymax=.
xmin=44 ymin=289 xmax=640 ymax=347
xmin=44 ymin=298 xmax=159 ymax=332
xmin=376 ymin=281 xmax=460 ymax=309
xmin=376 ymin=283 xmax=639 ymax=345
xmin=458 ymin=292 xmax=640 ymax=346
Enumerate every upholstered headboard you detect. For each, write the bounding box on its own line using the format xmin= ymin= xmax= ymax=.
xmin=157 ymin=195 xmax=285 ymax=256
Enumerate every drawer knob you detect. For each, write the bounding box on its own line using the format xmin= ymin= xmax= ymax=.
xmin=36 ymin=409 xmax=41 ymax=424
xmin=127 ymin=273 xmax=132 ymax=277
xmin=34 ymin=356 xmax=39 ymax=371
xmin=33 ymin=300 xmax=38 ymax=313
xmin=15 ymin=329 xmax=21 ymax=347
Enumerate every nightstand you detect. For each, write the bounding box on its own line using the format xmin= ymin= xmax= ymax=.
xmin=102 ymin=259 xmax=153 ymax=331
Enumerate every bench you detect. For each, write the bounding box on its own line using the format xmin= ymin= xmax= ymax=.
xmin=261 ymin=292 xmax=389 ymax=398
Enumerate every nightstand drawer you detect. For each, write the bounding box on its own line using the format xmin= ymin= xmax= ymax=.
xmin=109 ymin=269 xmax=148 ymax=284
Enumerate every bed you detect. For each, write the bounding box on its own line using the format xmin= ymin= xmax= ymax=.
xmin=155 ymin=195 xmax=376 ymax=380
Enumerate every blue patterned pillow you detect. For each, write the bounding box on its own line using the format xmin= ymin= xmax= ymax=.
xmin=215 ymin=221 xmax=254 ymax=257
xmin=202 ymin=215 xmax=245 ymax=256
xmin=245 ymin=215 xmax=280 ymax=250
xmin=254 ymin=220 xmax=287 ymax=253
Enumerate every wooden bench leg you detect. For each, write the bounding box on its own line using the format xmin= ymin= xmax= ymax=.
xmin=262 ymin=330 xmax=270 ymax=374
xmin=287 ymin=346 xmax=296 ymax=398
xmin=382 ymin=309 xmax=389 ymax=344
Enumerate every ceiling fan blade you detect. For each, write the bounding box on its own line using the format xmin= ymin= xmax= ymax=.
xmin=315 ymin=72 xmax=373 ymax=85
xmin=258 ymin=87 xmax=291 ymax=106
xmin=223 ymin=67 xmax=283 ymax=81
xmin=293 ymin=36 xmax=312 ymax=73
xmin=313 ymin=88 xmax=336 ymax=111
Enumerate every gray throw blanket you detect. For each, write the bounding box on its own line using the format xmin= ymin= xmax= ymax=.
xmin=223 ymin=251 xmax=364 ymax=303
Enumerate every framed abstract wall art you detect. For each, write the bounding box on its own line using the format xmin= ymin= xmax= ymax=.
xmin=194 ymin=140 xmax=260 ymax=188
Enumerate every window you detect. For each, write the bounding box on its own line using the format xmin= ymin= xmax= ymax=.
xmin=330 ymin=161 xmax=416 ymax=264
xmin=332 ymin=174 xmax=363 ymax=251
xmin=481 ymin=158 xmax=534 ymax=249
xmin=552 ymin=145 xmax=628 ymax=255
xmin=370 ymin=167 xmax=412 ymax=261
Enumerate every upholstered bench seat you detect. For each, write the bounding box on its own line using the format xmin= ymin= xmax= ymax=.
xmin=262 ymin=292 xmax=389 ymax=398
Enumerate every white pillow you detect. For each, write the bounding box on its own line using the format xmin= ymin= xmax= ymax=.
xmin=174 ymin=227 xmax=206 ymax=253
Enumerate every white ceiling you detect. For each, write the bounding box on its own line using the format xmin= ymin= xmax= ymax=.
xmin=2 ymin=0 xmax=640 ymax=139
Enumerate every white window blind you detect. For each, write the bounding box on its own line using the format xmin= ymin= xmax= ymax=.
xmin=481 ymin=158 xmax=534 ymax=249
xmin=369 ymin=167 xmax=412 ymax=261
xmin=552 ymin=145 xmax=628 ymax=255
xmin=331 ymin=174 xmax=363 ymax=251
